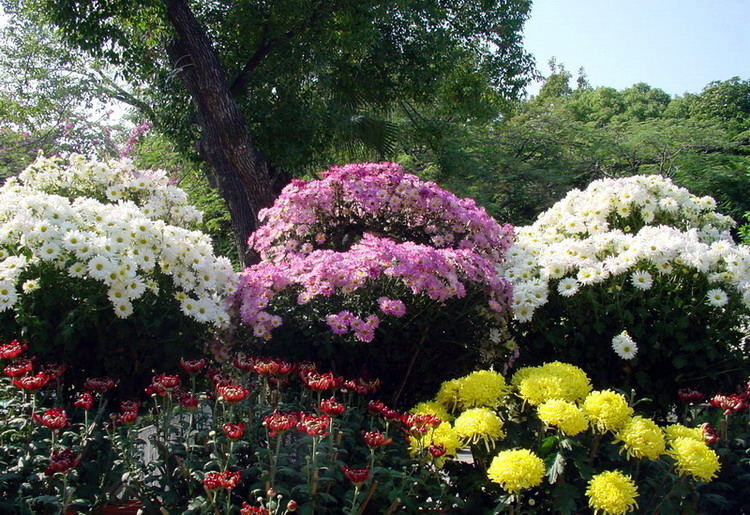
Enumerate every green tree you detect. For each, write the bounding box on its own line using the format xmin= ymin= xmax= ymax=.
xmin=21 ymin=0 xmax=534 ymax=263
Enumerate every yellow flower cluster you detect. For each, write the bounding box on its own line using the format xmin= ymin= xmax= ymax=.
xmin=667 ymin=437 xmax=721 ymax=482
xmin=664 ymin=424 xmax=704 ymax=443
xmin=435 ymin=378 xmax=462 ymax=412
xmin=453 ymin=408 xmax=505 ymax=446
xmin=454 ymin=370 xmax=508 ymax=409
xmin=487 ymin=449 xmax=545 ymax=493
xmin=583 ymin=390 xmax=633 ymax=432
xmin=614 ymin=416 xmax=665 ymax=460
xmin=410 ymin=400 xmax=453 ymax=422
xmin=537 ymin=399 xmax=588 ymax=436
xmin=512 ymin=362 xmax=591 ymax=405
xmin=585 ymin=470 xmax=639 ymax=514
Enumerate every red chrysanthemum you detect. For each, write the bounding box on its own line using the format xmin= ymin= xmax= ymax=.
xmin=203 ymin=470 xmax=241 ymax=490
xmin=45 ymin=448 xmax=80 ymax=476
xmin=342 ymin=466 xmax=370 ymax=485
xmin=232 ymin=354 xmax=257 ymax=372
xmin=263 ymin=411 xmax=300 ymax=436
xmin=710 ymin=393 xmax=747 ymax=415
xmin=0 ymin=340 xmax=27 ymax=360
xmin=362 ymin=430 xmax=392 ymax=448
xmin=12 ymin=372 xmax=50 ymax=391
xmin=84 ymin=377 xmax=118 ymax=393
xmin=302 ymin=371 xmax=341 ymax=391
xmin=180 ymin=357 xmax=207 ymax=375
xmin=4 ymin=358 xmax=33 ymax=377
xmin=240 ymin=503 xmax=270 ymax=514
xmin=222 ymin=422 xmax=246 ymax=440
xmin=216 ymin=383 xmax=250 ymax=403
xmin=320 ymin=397 xmax=346 ymax=417
xmin=296 ymin=413 xmax=331 ymax=436
xmin=678 ymin=388 xmax=705 ymax=404
xmin=33 ymin=408 xmax=69 ymax=429
xmin=74 ymin=392 xmax=94 ymax=410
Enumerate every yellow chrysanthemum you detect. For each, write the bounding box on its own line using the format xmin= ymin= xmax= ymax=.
xmin=411 ymin=400 xmax=453 ymax=422
xmin=668 ymin=437 xmax=720 ymax=482
xmin=582 ymin=390 xmax=633 ymax=432
xmin=487 ymin=449 xmax=545 ymax=493
xmin=512 ymin=362 xmax=592 ymax=405
xmin=664 ymin=424 xmax=704 ymax=443
xmin=408 ymin=421 xmax=462 ymax=467
xmin=453 ymin=407 xmax=505 ymax=446
xmin=456 ymin=370 xmax=507 ymax=409
xmin=537 ymin=399 xmax=589 ymax=436
xmin=585 ymin=470 xmax=639 ymax=514
xmin=435 ymin=378 xmax=462 ymax=412
xmin=614 ymin=416 xmax=665 ymax=460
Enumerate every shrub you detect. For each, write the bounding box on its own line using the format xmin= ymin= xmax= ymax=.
xmin=500 ymin=175 xmax=750 ymax=412
xmin=234 ymin=162 xmax=515 ymax=402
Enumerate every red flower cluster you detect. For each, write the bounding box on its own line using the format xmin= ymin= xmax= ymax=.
xmin=296 ymin=413 xmax=331 ymax=436
xmin=252 ymin=357 xmax=296 ymax=377
xmin=710 ymin=393 xmax=747 ymax=415
xmin=0 ymin=340 xmax=27 ymax=360
xmin=112 ymin=400 xmax=140 ymax=425
xmin=400 ymin=413 xmax=441 ymax=437
xmin=84 ymin=377 xmax=118 ymax=393
xmin=319 ymin=397 xmax=346 ymax=417
xmin=4 ymin=358 xmax=33 ymax=377
xmin=367 ymin=400 xmax=402 ymax=421
xmin=240 ymin=505 xmax=270 ymax=515
xmin=343 ymin=377 xmax=381 ymax=396
xmin=12 ymin=372 xmax=50 ymax=391
xmin=263 ymin=411 xmax=299 ymax=436
xmin=45 ymin=448 xmax=80 ymax=476
xmin=362 ymin=430 xmax=392 ymax=448
xmin=74 ymin=392 xmax=94 ymax=410
xmin=678 ymin=388 xmax=705 ymax=404
xmin=180 ymin=357 xmax=207 ymax=375
xmin=33 ymin=408 xmax=69 ymax=430
xmin=232 ymin=354 xmax=256 ymax=372
xmin=222 ymin=422 xmax=245 ymax=440
xmin=179 ymin=392 xmax=200 ymax=409
xmin=145 ymin=373 xmax=182 ymax=396
xmin=342 ymin=466 xmax=370 ymax=485
xmin=203 ymin=470 xmax=242 ymax=490
xmin=216 ymin=383 xmax=250 ymax=403
xmin=301 ymin=371 xmax=342 ymax=391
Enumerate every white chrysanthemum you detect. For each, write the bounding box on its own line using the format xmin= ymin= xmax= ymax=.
xmin=630 ymin=270 xmax=653 ymax=290
xmin=557 ymin=277 xmax=580 ymax=297
xmin=611 ymin=331 xmax=638 ymax=360
xmin=21 ymin=279 xmax=41 ymax=293
xmin=706 ymin=288 xmax=728 ymax=307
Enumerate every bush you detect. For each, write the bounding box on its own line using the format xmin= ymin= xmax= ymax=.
xmin=501 ymin=175 xmax=750 ymax=412
xmin=234 ymin=162 xmax=515 ymax=402
xmin=0 ymin=155 xmax=236 ymax=392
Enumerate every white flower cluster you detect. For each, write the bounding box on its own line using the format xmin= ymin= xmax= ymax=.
xmin=0 ymin=156 xmax=236 ymax=326
xmin=501 ymin=175 xmax=750 ymax=322
xmin=611 ymin=331 xmax=638 ymax=360
xmin=14 ymin=154 xmax=202 ymax=227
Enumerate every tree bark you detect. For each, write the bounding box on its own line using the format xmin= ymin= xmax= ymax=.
xmin=164 ymin=0 xmax=274 ymax=265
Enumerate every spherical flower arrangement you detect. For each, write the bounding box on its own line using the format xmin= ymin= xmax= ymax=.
xmin=511 ymin=362 xmax=592 ymax=406
xmin=453 ymin=370 xmax=508 ymax=409
xmin=0 ymin=155 xmax=236 ymax=326
xmin=537 ymin=399 xmax=589 ymax=436
xmin=453 ymin=407 xmax=505 ymax=447
xmin=486 ymin=449 xmax=545 ymax=494
xmin=613 ymin=416 xmax=665 ymax=460
xmin=667 ymin=437 xmax=721 ymax=482
xmin=585 ymin=470 xmax=639 ymax=514
xmin=582 ymin=390 xmax=634 ymax=433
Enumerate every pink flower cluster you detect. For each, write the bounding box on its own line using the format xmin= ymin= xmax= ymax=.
xmin=250 ymin=162 xmax=514 ymax=262
xmin=235 ymin=234 xmax=512 ymax=341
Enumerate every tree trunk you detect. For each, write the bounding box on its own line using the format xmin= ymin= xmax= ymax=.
xmin=164 ymin=0 xmax=274 ymax=266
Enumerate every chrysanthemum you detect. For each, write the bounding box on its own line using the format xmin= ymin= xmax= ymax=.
xmin=512 ymin=362 xmax=592 ymax=405
xmin=614 ymin=416 xmax=665 ymax=460
xmin=611 ymin=331 xmax=638 ymax=360
xmin=435 ymin=377 xmax=465 ymax=412
xmin=586 ymin=470 xmax=638 ymax=514
xmin=664 ymin=424 xmax=704 ymax=443
xmin=456 ymin=370 xmax=507 ymax=409
xmin=667 ymin=437 xmax=720 ymax=482
xmin=487 ymin=449 xmax=545 ymax=493
xmin=706 ymin=288 xmax=728 ymax=307
xmin=453 ymin=407 xmax=505 ymax=446
xmin=409 ymin=421 xmax=461 ymax=467
xmin=410 ymin=400 xmax=453 ymax=423
xmin=583 ymin=390 xmax=633 ymax=433
xmin=537 ymin=399 xmax=588 ymax=436
xmin=630 ymin=270 xmax=653 ymax=290
xmin=557 ymin=277 xmax=580 ymax=297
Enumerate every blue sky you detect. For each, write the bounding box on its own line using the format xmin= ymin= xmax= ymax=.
xmin=523 ymin=0 xmax=750 ymax=97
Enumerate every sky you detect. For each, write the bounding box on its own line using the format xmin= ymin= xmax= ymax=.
xmin=523 ymin=0 xmax=750 ymax=97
